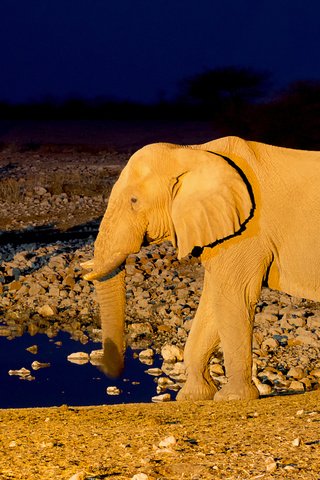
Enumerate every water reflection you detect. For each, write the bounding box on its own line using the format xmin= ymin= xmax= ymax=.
xmin=0 ymin=332 xmax=167 ymax=408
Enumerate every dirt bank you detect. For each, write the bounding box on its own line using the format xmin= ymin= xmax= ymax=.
xmin=1 ymin=390 xmax=320 ymax=480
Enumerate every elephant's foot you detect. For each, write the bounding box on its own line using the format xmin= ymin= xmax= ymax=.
xmin=214 ymin=381 xmax=259 ymax=402
xmin=176 ymin=378 xmax=217 ymax=401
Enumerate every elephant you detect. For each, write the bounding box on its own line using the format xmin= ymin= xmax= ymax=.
xmin=82 ymin=135 xmax=320 ymax=401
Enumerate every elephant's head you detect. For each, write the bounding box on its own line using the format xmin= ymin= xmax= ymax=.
xmin=83 ymin=143 xmax=254 ymax=376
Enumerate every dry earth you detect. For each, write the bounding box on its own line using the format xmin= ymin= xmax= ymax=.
xmin=0 ymin=123 xmax=320 ymax=480
xmin=0 ymin=391 xmax=320 ymax=480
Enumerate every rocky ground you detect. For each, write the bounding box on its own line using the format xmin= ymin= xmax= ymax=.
xmin=1 ymin=140 xmax=320 ymax=479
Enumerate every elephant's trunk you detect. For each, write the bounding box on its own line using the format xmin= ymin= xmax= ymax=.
xmin=81 ymin=210 xmax=144 ymax=377
xmin=94 ymin=268 xmax=126 ymax=377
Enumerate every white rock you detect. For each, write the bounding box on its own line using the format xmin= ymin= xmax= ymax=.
xmin=161 ymin=344 xmax=184 ymax=363
xmin=252 ymin=359 xmax=258 ymax=377
xmin=37 ymin=304 xmax=55 ymax=317
xmin=68 ymin=472 xmax=86 ymax=480
xmin=31 ymin=361 xmax=51 ymax=370
xmin=258 ymin=369 xmax=282 ymax=382
xmin=280 ymin=316 xmax=292 ymax=330
xmin=139 ymin=348 xmax=154 ymax=357
xmin=163 ymin=361 xmax=186 ymax=382
xmin=289 ymin=380 xmax=305 ymax=392
xmin=266 ymin=461 xmax=277 ymax=473
xmin=131 ymin=474 xmax=149 ymax=480
xmin=139 ymin=349 xmax=154 ymax=363
xmin=310 ymin=369 xmax=320 ymax=378
xmin=145 ymin=368 xmax=162 ymax=376
xmin=287 ymin=367 xmax=305 ymax=380
xmin=292 ymin=437 xmax=301 ymax=447
xmin=0 ymin=326 xmax=11 ymax=337
xmin=252 ymin=331 xmax=264 ymax=348
xmin=284 ymin=465 xmax=299 ymax=472
xmin=287 ymin=316 xmax=306 ymax=327
xmin=34 ymin=186 xmax=47 ymax=196
xmin=253 ymin=377 xmax=272 ymax=396
xmin=307 ymin=316 xmax=320 ymax=329
xmin=157 ymin=377 xmax=176 ymax=388
xmin=151 ymin=393 xmax=171 ymax=402
xmin=8 ymin=367 xmax=31 ymax=377
xmin=261 ymin=338 xmax=279 ymax=350
xmin=262 ymin=305 xmax=279 ymax=315
xmin=159 ymin=435 xmax=177 ymax=448
xmin=67 ymin=352 xmax=89 ymax=364
xmin=210 ymin=364 xmax=224 ymax=376
xmin=139 ymin=358 xmax=153 ymax=366
xmin=128 ymin=322 xmax=153 ymax=337
xmin=295 ymin=334 xmax=319 ymax=347
xmin=255 ymin=312 xmax=278 ymax=325
xmin=156 ymin=377 xmax=179 ymax=394
xmin=26 ymin=345 xmax=38 ymax=354
xmin=106 ymin=386 xmax=121 ymax=396
xmin=211 ymin=375 xmax=228 ymax=385
xmin=89 ymin=349 xmax=104 ymax=366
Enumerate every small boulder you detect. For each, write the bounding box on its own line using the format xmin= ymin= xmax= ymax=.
xmin=289 ymin=380 xmax=305 ymax=392
xmin=106 ymin=386 xmax=121 ymax=396
xmin=145 ymin=368 xmax=162 ymax=376
xmin=26 ymin=345 xmax=38 ymax=354
xmin=151 ymin=393 xmax=171 ymax=402
xmin=8 ymin=367 xmax=31 ymax=377
xmin=67 ymin=352 xmax=89 ymax=364
xmin=31 ymin=361 xmax=51 ymax=370
xmin=38 ymin=305 xmax=55 ymax=317
xmin=161 ymin=344 xmax=184 ymax=363
xmin=158 ymin=435 xmax=177 ymax=448
xmin=34 ymin=186 xmax=47 ymax=196
xmin=287 ymin=367 xmax=305 ymax=380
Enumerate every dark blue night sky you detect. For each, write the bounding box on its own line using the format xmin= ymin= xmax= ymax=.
xmin=1 ymin=0 xmax=319 ymax=103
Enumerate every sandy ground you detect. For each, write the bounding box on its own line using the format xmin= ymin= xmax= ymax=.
xmin=0 ymin=390 xmax=320 ymax=480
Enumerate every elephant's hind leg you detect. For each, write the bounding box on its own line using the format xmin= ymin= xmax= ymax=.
xmin=176 ymin=275 xmax=219 ymax=401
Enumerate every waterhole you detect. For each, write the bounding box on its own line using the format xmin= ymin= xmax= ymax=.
xmin=0 ymin=332 xmax=171 ymax=408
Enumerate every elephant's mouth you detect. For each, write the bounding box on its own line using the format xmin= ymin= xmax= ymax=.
xmin=142 ymin=232 xmax=153 ymax=246
xmin=143 ymin=231 xmax=170 ymax=246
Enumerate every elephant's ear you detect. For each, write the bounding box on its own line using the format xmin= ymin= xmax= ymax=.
xmin=171 ymin=151 xmax=254 ymax=259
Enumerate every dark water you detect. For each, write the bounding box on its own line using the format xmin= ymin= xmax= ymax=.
xmin=0 ymin=332 xmax=167 ymax=408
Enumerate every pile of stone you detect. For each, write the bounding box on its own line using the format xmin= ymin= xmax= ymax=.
xmin=1 ymin=237 xmax=320 ymax=398
xmin=1 ymin=188 xmax=107 ymax=231
xmin=0 ymin=239 xmax=99 ymax=342
xmin=0 ymin=150 xmax=124 ymax=231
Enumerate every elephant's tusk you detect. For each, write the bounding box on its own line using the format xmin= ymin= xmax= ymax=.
xmin=83 ymin=270 xmax=104 ymax=281
xmin=84 ymin=265 xmax=125 ymax=282
xmin=80 ymin=259 xmax=94 ymax=269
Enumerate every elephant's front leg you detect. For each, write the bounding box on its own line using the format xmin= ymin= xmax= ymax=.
xmin=176 ymin=275 xmax=219 ymax=401
xmin=213 ymin=291 xmax=259 ymax=402
xmin=177 ymin=243 xmax=266 ymax=402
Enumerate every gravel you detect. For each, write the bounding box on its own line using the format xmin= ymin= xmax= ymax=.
xmin=1 ymin=235 xmax=320 ymax=398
